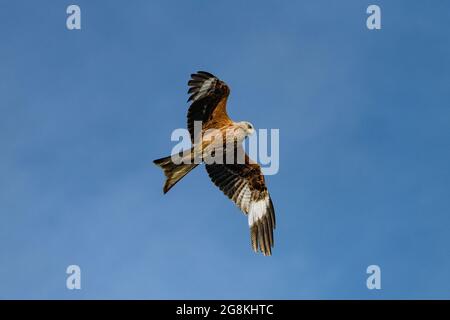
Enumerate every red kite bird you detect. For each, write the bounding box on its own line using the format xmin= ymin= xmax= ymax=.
xmin=154 ymin=71 xmax=276 ymax=256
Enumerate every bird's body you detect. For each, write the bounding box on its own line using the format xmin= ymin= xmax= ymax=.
xmin=154 ymin=71 xmax=276 ymax=256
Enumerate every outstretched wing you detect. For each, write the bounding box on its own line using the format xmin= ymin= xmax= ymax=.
xmin=205 ymin=152 xmax=276 ymax=256
xmin=187 ymin=71 xmax=232 ymax=143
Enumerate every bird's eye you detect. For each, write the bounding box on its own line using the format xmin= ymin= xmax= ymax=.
xmin=247 ymin=124 xmax=252 ymax=129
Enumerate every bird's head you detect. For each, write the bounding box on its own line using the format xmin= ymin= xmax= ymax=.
xmin=238 ymin=121 xmax=255 ymax=137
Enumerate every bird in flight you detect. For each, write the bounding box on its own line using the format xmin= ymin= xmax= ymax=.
xmin=154 ymin=71 xmax=276 ymax=256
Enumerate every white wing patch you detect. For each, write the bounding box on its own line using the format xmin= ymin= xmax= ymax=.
xmin=192 ymin=78 xmax=216 ymax=102
xmin=237 ymin=184 xmax=252 ymax=213
xmin=248 ymin=197 xmax=269 ymax=227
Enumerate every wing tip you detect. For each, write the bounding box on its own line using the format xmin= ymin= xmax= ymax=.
xmin=196 ymin=70 xmax=215 ymax=78
xmin=190 ymin=71 xmax=216 ymax=81
xmin=250 ymin=214 xmax=274 ymax=257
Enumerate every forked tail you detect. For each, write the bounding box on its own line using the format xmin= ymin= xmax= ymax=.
xmin=153 ymin=154 xmax=198 ymax=193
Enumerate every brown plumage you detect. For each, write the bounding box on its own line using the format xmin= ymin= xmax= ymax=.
xmin=186 ymin=71 xmax=232 ymax=143
xmin=205 ymin=151 xmax=276 ymax=255
xmin=154 ymin=71 xmax=276 ymax=256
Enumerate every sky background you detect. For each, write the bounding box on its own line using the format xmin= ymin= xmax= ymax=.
xmin=0 ymin=0 xmax=450 ymax=299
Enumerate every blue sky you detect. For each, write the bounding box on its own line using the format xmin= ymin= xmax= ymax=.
xmin=0 ymin=0 xmax=450 ymax=299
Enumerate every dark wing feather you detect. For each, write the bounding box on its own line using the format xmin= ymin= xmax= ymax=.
xmin=205 ymin=153 xmax=276 ymax=256
xmin=187 ymin=71 xmax=232 ymax=143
